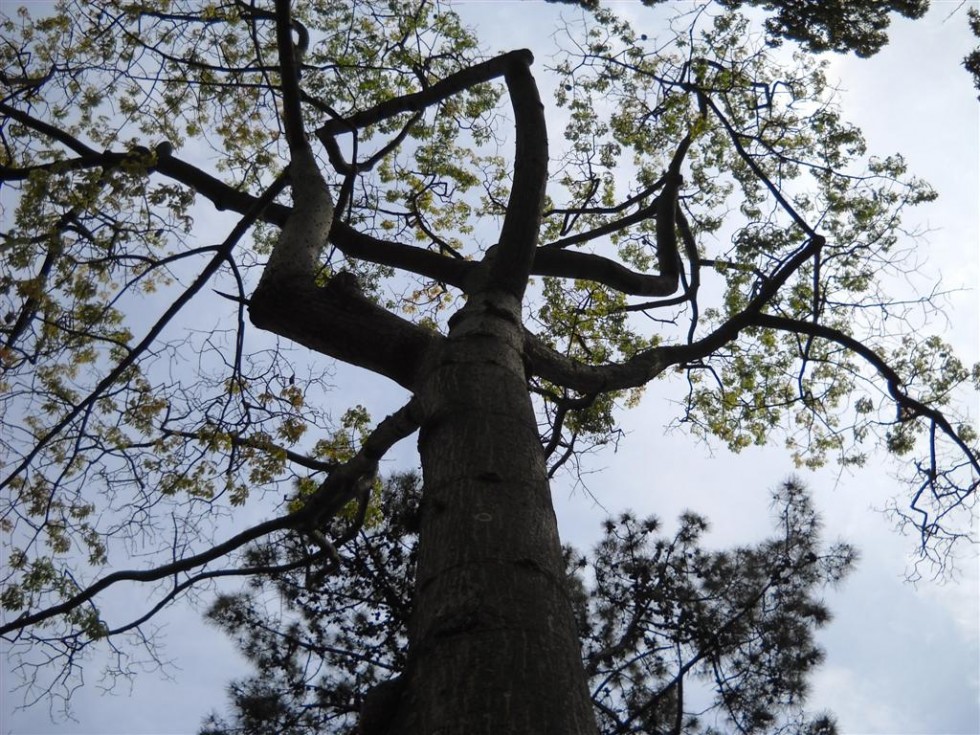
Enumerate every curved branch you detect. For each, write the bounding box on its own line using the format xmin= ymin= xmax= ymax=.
xmin=250 ymin=1 xmax=443 ymax=387
xmin=525 ymin=235 xmax=824 ymax=393
xmin=491 ymin=50 xmax=548 ymax=297
xmin=0 ymin=513 xmax=296 ymax=637
xmin=653 ymin=133 xmax=690 ymax=281
xmin=750 ymin=313 xmax=980 ymax=478
xmin=0 ymin=102 xmax=95 ymax=158
xmin=533 ymin=132 xmax=692 ymax=296
xmin=262 ymin=0 xmax=333 ymax=282
xmin=248 ymin=273 xmax=439 ymax=390
xmin=524 ymin=329 xmax=669 ymax=393
xmin=158 ymin=153 xmax=471 ymax=287
xmin=676 ymin=205 xmax=702 ymax=343
xmin=104 ymin=545 xmax=335 ymax=638
xmin=540 ymin=391 xmax=598 ymax=461
xmin=1 ymin=400 xmax=421 ymax=638
xmin=315 ymin=50 xmax=532 ymax=139
xmin=531 ymin=238 xmax=676 ymax=297
xmin=322 ymin=112 xmax=423 ymax=178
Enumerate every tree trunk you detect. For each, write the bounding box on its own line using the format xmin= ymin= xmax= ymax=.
xmin=390 ymin=289 xmax=598 ymax=735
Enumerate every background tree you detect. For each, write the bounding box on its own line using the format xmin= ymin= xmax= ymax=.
xmin=965 ymin=5 xmax=980 ymax=97
xmin=1 ymin=0 xmax=977 ymax=733
xmin=546 ymin=0 xmax=931 ymax=57
xmin=199 ymin=474 xmax=853 ymax=735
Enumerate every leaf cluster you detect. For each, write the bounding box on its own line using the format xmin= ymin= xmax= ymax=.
xmin=547 ymin=0 xmax=928 ymax=57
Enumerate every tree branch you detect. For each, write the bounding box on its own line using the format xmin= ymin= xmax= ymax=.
xmin=524 ymin=235 xmax=824 ymax=393
xmin=750 ymin=312 xmax=980 ymax=478
xmin=0 ymin=175 xmax=289 ymax=499
xmin=1 ymin=400 xmax=421 ymax=639
xmin=533 ymin=131 xmax=692 ymax=296
xmin=532 ymin=246 xmax=677 ymax=297
xmin=491 ymin=50 xmax=548 ymax=298
xmin=315 ymin=50 xmax=532 ymax=139
xmin=273 ymin=0 xmax=307 ymax=151
xmin=0 ymin=107 xmax=465 ymax=354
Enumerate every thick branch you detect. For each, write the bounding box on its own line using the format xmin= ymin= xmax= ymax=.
xmin=534 ymin=132 xmax=692 ymax=296
xmin=525 ymin=236 xmax=824 ymax=393
xmin=331 ymin=221 xmax=471 ymax=287
xmin=274 ymin=0 xmax=306 ymax=150
xmin=491 ymin=50 xmax=548 ymax=298
xmin=262 ymin=0 xmax=333 ymax=281
xmin=157 ymin=154 xmax=472 ymax=285
xmin=524 ymin=330 xmax=670 ymax=393
xmin=532 ymin=247 xmax=678 ymax=297
xmin=315 ymin=50 xmax=532 ymax=139
xmin=293 ymin=399 xmax=422 ymax=528
xmin=245 ymin=0 xmax=440 ymax=387
xmin=249 ymin=277 xmax=438 ymax=390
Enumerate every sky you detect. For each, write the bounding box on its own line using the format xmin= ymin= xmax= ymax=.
xmin=1 ymin=1 xmax=979 ymax=734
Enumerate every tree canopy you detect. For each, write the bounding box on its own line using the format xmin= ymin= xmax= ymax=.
xmin=1 ymin=0 xmax=977 ymax=731
xmin=547 ymin=0 xmax=930 ymax=57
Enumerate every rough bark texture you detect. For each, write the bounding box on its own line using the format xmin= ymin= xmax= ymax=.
xmin=387 ymin=289 xmax=598 ymax=735
xmin=253 ymin=18 xmax=598 ymax=730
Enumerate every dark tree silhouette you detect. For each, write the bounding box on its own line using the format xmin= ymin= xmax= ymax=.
xmin=200 ymin=474 xmax=852 ymax=735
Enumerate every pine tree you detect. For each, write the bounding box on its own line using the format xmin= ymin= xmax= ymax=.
xmin=201 ymin=475 xmax=852 ymax=735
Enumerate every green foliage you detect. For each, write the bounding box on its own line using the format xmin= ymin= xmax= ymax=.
xmin=0 ymin=0 xmax=491 ymax=672
xmin=965 ymin=8 xmax=980 ymax=98
xmin=201 ymin=475 xmax=851 ymax=735
xmin=547 ymin=0 xmax=928 ymax=57
xmin=714 ymin=0 xmax=928 ymax=57
xmin=541 ymin=4 xmax=969 ymax=477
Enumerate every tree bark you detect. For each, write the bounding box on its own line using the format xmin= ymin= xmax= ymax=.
xmin=389 ymin=288 xmax=599 ymax=735
xmin=254 ymin=19 xmax=596 ymax=729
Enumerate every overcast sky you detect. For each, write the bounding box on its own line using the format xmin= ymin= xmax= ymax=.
xmin=2 ymin=1 xmax=978 ymax=734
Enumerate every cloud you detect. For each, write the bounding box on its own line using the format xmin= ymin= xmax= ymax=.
xmin=812 ymin=665 xmax=917 ymax=734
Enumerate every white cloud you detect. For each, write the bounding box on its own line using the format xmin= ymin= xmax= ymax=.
xmin=812 ymin=665 xmax=918 ymax=734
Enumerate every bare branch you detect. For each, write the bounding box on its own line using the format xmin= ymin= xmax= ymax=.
xmin=315 ymin=50 xmax=534 ymax=139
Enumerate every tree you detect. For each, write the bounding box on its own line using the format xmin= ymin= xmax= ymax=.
xmin=546 ymin=0 xmax=930 ymax=57
xmin=199 ymin=474 xmax=854 ymax=735
xmin=965 ymin=6 xmax=980 ymax=97
xmin=0 ymin=1 xmax=977 ymax=733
